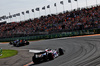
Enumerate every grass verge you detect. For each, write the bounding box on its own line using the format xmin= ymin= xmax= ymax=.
xmin=0 ymin=49 xmax=18 ymax=59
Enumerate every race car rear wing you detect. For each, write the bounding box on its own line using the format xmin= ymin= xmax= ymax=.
xmin=29 ymin=50 xmax=44 ymax=53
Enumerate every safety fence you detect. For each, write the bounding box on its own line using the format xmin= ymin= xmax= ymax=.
xmin=0 ymin=29 xmax=99 ymax=42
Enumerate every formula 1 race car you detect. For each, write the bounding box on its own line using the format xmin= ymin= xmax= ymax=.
xmin=32 ymin=48 xmax=64 ymax=64
xmin=9 ymin=39 xmax=29 ymax=47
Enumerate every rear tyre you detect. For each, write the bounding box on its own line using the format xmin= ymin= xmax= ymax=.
xmin=32 ymin=56 xmax=40 ymax=64
xmin=13 ymin=44 xmax=16 ymax=47
xmin=9 ymin=42 xmax=12 ymax=45
xmin=43 ymin=55 xmax=48 ymax=62
xmin=48 ymin=53 xmax=54 ymax=60
xmin=26 ymin=42 xmax=29 ymax=45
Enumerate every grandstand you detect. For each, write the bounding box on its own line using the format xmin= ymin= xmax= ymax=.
xmin=0 ymin=5 xmax=100 ymax=38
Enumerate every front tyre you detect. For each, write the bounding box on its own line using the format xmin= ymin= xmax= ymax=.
xmin=58 ymin=48 xmax=64 ymax=55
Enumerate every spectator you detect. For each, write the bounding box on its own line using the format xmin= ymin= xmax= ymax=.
xmin=0 ymin=5 xmax=100 ymax=38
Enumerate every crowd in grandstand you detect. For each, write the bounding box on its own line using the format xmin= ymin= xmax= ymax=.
xmin=0 ymin=5 xmax=100 ymax=38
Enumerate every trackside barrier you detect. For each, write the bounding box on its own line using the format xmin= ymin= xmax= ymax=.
xmin=0 ymin=48 xmax=2 ymax=56
xmin=0 ymin=29 xmax=98 ymax=42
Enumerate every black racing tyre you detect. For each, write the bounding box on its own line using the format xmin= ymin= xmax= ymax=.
xmin=48 ymin=53 xmax=54 ymax=60
xmin=26 ymin=42 xmax=29 ymax=45
xmin=43 ymin=55 xmax=48 ymax=61
xmin=58 ymin=48 xmax=64 ymax=55
xmin=9 ymin=42 xmax=13 ymax=45
xmin=9 ymin=42 xmax=11 ymax=45
xmin=32 ymin=56 xmax=40 ymax=64
xmin=13 ymin=44 xmax=16 ymax=47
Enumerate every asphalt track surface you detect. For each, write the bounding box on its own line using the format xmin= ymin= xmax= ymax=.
xmin=0 ymin=35 xmax=100 ymax=66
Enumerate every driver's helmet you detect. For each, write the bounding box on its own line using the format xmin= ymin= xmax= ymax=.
xmin=45 ymin=48 xmax=49 ymax=52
